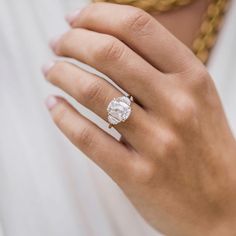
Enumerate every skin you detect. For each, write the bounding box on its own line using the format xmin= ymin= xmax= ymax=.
xmin=43 ymin=2 xmax=236 ymax=235
xmin=151 ymin=0 xmax=212 ymax=47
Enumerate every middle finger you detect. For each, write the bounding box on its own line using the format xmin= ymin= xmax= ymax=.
xmin=50 ymin=28 xmax=165 ymax=108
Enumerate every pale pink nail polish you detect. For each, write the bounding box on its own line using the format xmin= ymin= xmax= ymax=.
xmin=42 ymin=61 xmax=55 ymax=76
xmin=65 ymin=9 xmax=81 ymax=24
xmin=49 ymin=35 xmax=62 ymax=51
xmin=45 ymin=95 xmax=58 ymax=110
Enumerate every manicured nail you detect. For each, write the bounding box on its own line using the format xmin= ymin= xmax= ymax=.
xmin=49 ymin=35 xmax=62 ymax=51
xmin=45 ymin=95 xmax=58 ymax=110
xmin=65 ymin=9 xmax=81 ymax=24
xmin=42 ymin=61 xmax=55 ymax=76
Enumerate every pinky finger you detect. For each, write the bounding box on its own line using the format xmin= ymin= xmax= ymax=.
xmin=45 ymin=95 xmax=133 ymax=183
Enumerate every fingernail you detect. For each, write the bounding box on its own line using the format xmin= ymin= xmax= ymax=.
xmin=42 ymin=61 xmax=55 ymax=76
xmin=49 ymin=35 xmax=62 ymax=51
xmin=65 ymin=9 xmax=81 ymax=24
xmin=45 ymin=95 xmax=58 ymax=110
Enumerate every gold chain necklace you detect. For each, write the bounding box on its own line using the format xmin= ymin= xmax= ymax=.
xmin=193 ymin=0 xmax=229 ymax=64
xmin=93 ymin=0 xmax=196 ymax=12
xmin=93 ymin=0 xmax=229 ymax=64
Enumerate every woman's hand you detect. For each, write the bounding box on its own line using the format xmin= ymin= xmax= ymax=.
xmin=43 ymin=3 xmax=236 ymax=235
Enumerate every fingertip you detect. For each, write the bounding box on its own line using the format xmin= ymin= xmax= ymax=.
xmin=49 ymin=35 xmax=62 ymax=52
xmin=42 ymin=61 xmax=55 ymax=76
xmin=65 ymin=9 xmax=82 ymax=25
xmin=45 ymin=95 xmax=59 ymax=111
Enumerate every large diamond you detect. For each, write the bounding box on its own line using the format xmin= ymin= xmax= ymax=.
xmin=107 ymin=96 xmax=132 ymax=125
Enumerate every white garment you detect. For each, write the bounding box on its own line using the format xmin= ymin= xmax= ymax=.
xmin=0 ymin=0 xmax=235 ymax=236
xmin=208 ymin=0 xmax=236 ymax=135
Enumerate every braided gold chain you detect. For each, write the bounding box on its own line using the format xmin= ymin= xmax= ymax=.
xmin=93 ymin=0 xmax=229 ymax=64
xmin=193 ymin=0 xmax=229 ymax=63
xmin=93 ymin=0 xmax=195 ymax=12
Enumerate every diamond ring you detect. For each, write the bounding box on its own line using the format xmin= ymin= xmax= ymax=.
xmin=107 ymin=95 xmax=132 ymax=128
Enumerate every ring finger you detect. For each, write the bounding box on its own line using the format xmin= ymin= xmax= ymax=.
xmin=43 ymin=61 xmax=151 ymax=150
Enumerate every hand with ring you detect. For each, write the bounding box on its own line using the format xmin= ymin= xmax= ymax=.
xmin=42 ymin=3 xmax=236 ymax=235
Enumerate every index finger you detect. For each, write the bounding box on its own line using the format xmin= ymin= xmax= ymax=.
xmin=67 ymin=2 xmax=198 ymax=73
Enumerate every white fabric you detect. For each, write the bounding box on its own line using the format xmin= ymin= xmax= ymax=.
xmin=208 ymin=0 xmax=236 ymax=135
xmin=0 ymin=0 xmax=235 ymax=236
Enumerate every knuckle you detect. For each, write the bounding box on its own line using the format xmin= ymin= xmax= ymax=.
xmin=74 ymin=126 xmax=94 ymax=149
xmin=83 ymin=79 xmax=104 ymax=103
xmin=131 ymin=160 xmax=157 ymax=185
xmin=188 ymin=67 xmax=212 ymax=91
xmin=172 ymin=94 xmax=198 ymax=127
xmin=181 ymin=67 xmax=218 ymax=110
xmin=95 ymin=36 xmax=125 ymax=62
xmin=125 ymin=9 xmax=152 ymax=35
xmin=160 ymin=132 xmax=180 ymax=157
xmin=172 ymin=95 xmax=200 ymax=131
xmin=179 ymin=99 xmax=195 ymax=118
